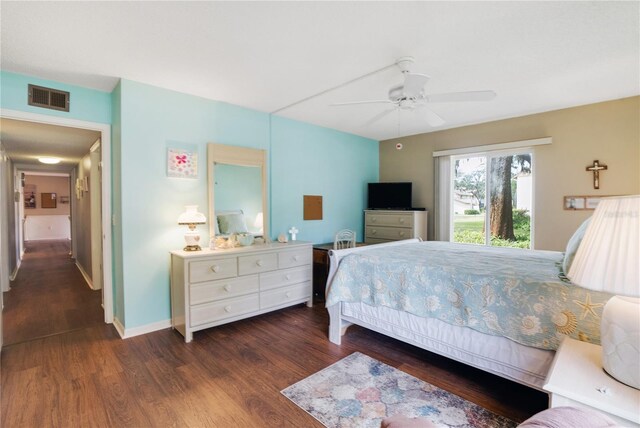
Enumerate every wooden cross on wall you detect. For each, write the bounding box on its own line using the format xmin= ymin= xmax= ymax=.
xmin=586 ymin=160 xmax=608 ymax=189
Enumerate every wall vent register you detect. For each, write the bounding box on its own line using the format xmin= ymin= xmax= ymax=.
xmin=28 ymin=84 xmax=70 ymax=112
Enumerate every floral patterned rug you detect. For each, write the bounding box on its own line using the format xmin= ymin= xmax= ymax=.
xmin=281 ymin=352 xmax=517 ymax=428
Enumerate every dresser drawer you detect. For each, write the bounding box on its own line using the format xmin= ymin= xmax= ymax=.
xmin=260 ymin=266 xmax=312 ymax=291
xmin=190 ymin=294 xmax=259 ymax=327
xmin=260 ymin=282 xmax=311 ymax=310
xmin=365 ymin=226 xmax=412 ymax=240
xmin=189 ymin=257 xmax=238 ymax=283
xmin=366 ymin=212 xmax=413 ymax=228
xmin=363 ymin=237 xmax=390 ymax=245
xmin=190 ymin=275 xmax=259 ymax=305
xmin=238 ymin=252 xmax=278 ymax=275
xmin=278 ymin=248 xmax=312 ymax=269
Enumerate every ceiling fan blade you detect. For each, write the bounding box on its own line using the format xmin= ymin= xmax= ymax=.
xmin=426 ymin=90 xmax=496 ymax=103
xmin=423 ymin=108 xmax=445 ymax=127
xmin=403 ymin=73 xmax=430 ymax=98
xmin=330 ymin=100 xmax=394 ymax=106
xmin=364 ymin=108 xmax=397 ymax=126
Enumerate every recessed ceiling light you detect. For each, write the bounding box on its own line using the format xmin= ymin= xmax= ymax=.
xmin=38 ymin=157 xmax=61 ymax=164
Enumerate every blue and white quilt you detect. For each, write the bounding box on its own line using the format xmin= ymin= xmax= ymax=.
xmin=326 ymin=241 xmax=612 ymax=350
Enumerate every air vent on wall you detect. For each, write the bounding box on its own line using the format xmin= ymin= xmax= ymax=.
xmin=28 ymin=84 xmax=70 ymax=112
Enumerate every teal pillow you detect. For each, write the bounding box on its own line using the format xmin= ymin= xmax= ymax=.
xmin=563 ymin=218 xmax=591 ymax=275
xmin=217 ymin=213 xmax=248 ymax=235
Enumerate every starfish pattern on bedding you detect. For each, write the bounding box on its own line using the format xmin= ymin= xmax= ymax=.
xmin=573 ymin=293 xmax=604 ymax=320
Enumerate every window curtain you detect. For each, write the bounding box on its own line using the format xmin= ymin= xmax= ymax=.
xmin=433 ymin=155 xmax=451 ymax=241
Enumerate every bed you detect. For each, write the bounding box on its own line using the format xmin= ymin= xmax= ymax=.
xmin=325 ymin=235 xmax=612 ymax=390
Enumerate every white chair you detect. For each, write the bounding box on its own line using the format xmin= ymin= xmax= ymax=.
xmin=334 ymin=229 xmax=356 ymax=250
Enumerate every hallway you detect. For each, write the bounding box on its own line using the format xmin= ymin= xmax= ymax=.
xmin=2 ymin=239 xmax=103 ymax=345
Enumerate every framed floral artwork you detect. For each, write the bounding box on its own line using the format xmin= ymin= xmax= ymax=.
xmin=167 ymin=148 xmax=198 ymax=178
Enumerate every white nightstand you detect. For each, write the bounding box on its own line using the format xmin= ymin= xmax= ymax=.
xmin=544 ymin=337 xmax=640 ymax=427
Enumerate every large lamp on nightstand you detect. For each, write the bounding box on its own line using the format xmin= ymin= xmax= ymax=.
xmin=568 ymin=195 xmax=640 ymax=389
xmin=177 ymin=205 xmax=207 ymax=251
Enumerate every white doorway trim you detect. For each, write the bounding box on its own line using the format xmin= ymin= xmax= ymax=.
xmin=1 ymin=108 xmax=114 ymax=324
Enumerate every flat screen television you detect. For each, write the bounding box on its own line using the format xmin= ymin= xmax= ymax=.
xmin=367 ymin=182 xmax=412 ymax=210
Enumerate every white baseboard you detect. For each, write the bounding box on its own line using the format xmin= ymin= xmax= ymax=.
xmin=111 ymin=317 xmax=172 ymax=340
xmin=9 ymin=259 xmax=20 ymax=281
xmin=75 ymin=261 xmax=94 ymax=289
xmin=113 ymin=317 xmax=125 ymax=338
xmin=121 ymin=319 xmax=172 ymax=339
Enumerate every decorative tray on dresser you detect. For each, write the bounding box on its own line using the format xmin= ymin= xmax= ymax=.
xmin=170 ymin=241 xmax=312 ymax=342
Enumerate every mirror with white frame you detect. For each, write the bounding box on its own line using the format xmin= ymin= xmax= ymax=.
xmin=207 ymin=143 xmax=268 ymax=243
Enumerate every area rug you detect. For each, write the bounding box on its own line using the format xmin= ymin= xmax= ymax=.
xmin=281 ymin=352 xmax=517 ymax=428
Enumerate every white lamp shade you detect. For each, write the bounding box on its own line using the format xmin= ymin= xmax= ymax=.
xmin=568 ymin=195 xmax=640 ymax=297
xmin=254 ymin=212 xmax=264 ymax=230
xmin=178 ymin=205 xmax=206 ymax=225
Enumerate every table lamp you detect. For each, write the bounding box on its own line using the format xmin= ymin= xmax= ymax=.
xmin=177 ymin=205 xmax=207 ymax=251
xmin=568 ymin=195 xmax=640 ymax=389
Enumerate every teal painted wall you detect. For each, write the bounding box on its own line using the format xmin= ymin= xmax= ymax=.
xmin=118 ymin=79 xmax=271 ymax=328
xmin=118 ymin=79 xmax=378 ymax=328
xmin=1 ymin=71 xmax=379 ymax=330
xmin=271 ymin=116 xmax=379 ymax=244
xmin=0 ymin=71 xmax=111 ymax=124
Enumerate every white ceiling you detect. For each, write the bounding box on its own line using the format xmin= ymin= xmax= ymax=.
xmin=1 ymin=2 xmax=639 ymax=141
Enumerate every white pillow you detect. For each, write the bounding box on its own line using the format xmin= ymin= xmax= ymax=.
xmin=563 ymin=218 xmax=591 ymax=275
xmin=217 ymin=213 xmax=248 ymax=235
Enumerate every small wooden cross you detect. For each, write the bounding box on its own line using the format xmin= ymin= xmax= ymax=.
xmin=586 ymin=160 xmax=607 ymax=189
xmin=288 ymin=226 xmax=299 ymax=241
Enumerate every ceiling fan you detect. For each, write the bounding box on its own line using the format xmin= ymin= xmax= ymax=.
xmin=330 ymin=57 xmax=496 ymax=127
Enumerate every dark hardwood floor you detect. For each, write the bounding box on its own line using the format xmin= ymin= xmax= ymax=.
xmin=2 ymin=241 xmax=548 ymax=427
xmin=2 ymin=240 xmax=104 ymax=345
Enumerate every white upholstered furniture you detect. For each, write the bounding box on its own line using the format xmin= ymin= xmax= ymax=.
xmin=170 ymin=241 xmax=312 ymax=342
xmin=364 ymin=210 xmax=427 ymax=244
xmin=544 ymin=337 xmax=640 ymax=427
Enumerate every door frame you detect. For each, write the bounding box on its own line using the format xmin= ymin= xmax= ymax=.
xmin=1 ymin=108 xmax=114 ymax=324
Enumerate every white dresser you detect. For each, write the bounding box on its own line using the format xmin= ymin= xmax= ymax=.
xmin=364 ymin=210 xmax=428 ymax=244
xmin=170 ymin=241 xmax=312 ymax=342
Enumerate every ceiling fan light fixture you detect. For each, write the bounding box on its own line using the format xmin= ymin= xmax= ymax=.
xmin=38 ymin=156 xmax=61 ymax=164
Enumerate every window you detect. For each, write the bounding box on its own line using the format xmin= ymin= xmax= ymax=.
xmin=452 ymin=151 xmax=532 ymax=248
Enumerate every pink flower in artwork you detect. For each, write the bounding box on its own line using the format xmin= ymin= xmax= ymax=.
xmin=356 ymin=387 xmax=381 ymax=402
xmin=176 ymin=155 xmax=187 ymax=164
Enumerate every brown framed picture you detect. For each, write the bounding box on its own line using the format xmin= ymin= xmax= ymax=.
xmin=41 ymin=192 xmax=57 ymax=208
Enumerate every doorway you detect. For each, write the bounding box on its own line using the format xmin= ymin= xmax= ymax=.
xmin=0 ymin=109 xmax=113 ymax=348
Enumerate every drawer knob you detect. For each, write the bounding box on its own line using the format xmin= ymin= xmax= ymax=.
xmin=210 ymin=265 xmax=220 ymax=273
xmin=256 ymin=260 xmax=264 ymax=267
xmin=224 ymin=284 xmax=231 ymax=292
xmin=372 ymin=229 xmax=377 ymax=235
xmin=293 ymin=255 xmax=299 ymax=261
xmin=285 ymin=274 xmax=291 ymax=280
xmin=399 ymin=218 xmax=405 ymax=224
xmin=399 ymin=232 xmax=405 ymax=237
xmin=285 ymin=292 xmax=291 ymax=298
xmin=224 ymin=305 xmax=232 ymax=313
xmin=371 ymin=217 xmax=377 ymax=222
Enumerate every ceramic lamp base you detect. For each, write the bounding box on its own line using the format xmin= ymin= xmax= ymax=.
xmin=601 ymin=296 xmax=640 ymax=389
xmin=184 ymin=232 xmax=202 ymax=251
